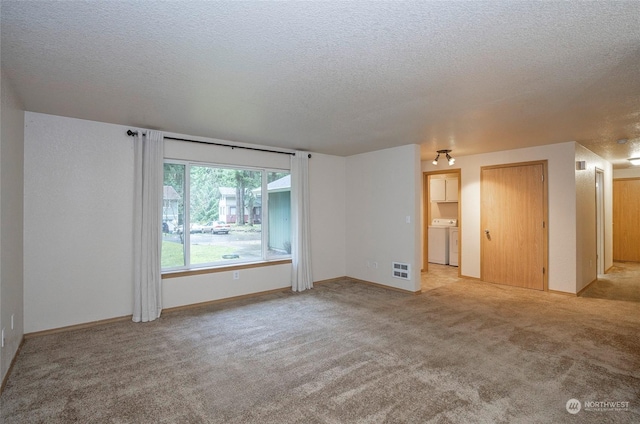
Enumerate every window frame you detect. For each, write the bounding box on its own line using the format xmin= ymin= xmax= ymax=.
xmin=162 ymin=159 xmax=292 ymax=273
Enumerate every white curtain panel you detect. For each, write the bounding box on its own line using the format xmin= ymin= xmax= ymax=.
xmin=133 ymin=130 xmax=164 ymax=322
xmin=291 ymin=151 xmax=313 ymax=292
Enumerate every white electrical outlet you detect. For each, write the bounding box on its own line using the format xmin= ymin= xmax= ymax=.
xmin=1 ymin=328 xmax=4 ymax=348
xmin=11 ymin=314 xmax=14 ymax=330
xmin=233 ymin=270 xmax=240 ymax=280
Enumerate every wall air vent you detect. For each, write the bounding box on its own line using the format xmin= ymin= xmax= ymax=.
xmin=392 ymin=262 xmax=411 ymax=280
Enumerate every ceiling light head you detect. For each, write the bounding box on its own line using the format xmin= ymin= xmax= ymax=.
xmin=617 ymin=139 xmax=628 ymax=144
xmin=445 ymin=153 xmax=455 ymax=165
xmin=434 ymin=149 xmax=455 ymax=166
xmin=629 ymin=157 xmax=640 ymax=166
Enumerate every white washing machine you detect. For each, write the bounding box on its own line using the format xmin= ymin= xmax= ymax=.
xmin=428 ymin=218 xmax=457 ymax=265
xmin=449 ymin=227 xmax=459 ymax=267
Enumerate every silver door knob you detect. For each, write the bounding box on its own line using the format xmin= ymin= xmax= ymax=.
xmin=484 ymin=229 xmax=490 ymax=234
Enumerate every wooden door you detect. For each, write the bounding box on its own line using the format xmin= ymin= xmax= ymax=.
xmin=481 ymin=162 xmax=546 ymax=290
xmin=613 ymin=178 xmax=640 ymax=262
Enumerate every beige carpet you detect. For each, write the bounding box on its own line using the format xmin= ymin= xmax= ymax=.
xmin=581 ymin=262 xmax=640 ymax=303
xmin=2 ymin=273 xmax=639 ymax=423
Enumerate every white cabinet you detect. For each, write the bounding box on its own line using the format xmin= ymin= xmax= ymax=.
xmin=430 ymin=179 xmax=446 ymax=202
xmin=444 ymin=178 xmax=458 ymax=202
xmin=430 ymin=178 xmax=458 ymax=202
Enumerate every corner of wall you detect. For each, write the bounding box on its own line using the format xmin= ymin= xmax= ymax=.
xmin=0 ymin=71 xmax=26 ymax=384
xmin=345 ymin=144 xmax=421 ymax=292
xmin=309 ymin=153 xmax=347 ymax=282
xmin=573 ymin=143 xmax=613 ymax=293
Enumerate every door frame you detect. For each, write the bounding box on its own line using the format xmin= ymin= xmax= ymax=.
xmin=423 ymin=169 xmax=462 ymax=275
xmin=480 ymin=160 xmax=549 ymax=291
xmin=595 ymin=168 xmax=605 ymax=275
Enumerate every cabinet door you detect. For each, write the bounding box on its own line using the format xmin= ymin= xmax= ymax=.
xmin=430 ymin=179 xmax=446 ymax=202
xmin=445 ymin=178 xmax=458 ymax=202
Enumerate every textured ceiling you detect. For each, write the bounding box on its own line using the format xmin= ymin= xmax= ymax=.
xmin=2 ymin=1 xmax=640 ymax=167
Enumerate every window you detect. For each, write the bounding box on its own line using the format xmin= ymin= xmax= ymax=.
xmin=161 ymin=162 xmax=291 ymax=270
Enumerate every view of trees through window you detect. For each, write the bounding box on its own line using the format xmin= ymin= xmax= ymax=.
xmin=162 ymin=162 xmax=291 ymax=269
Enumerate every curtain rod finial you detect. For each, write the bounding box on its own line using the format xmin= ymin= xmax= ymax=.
xmin=127 ymin=129 xmax=138 ymax=136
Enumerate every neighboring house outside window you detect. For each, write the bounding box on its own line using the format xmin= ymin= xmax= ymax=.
xmin=218 ymin=187 xmax=263 ymax=224
xmin=260 ymin=174 xmax=291 ymax=255
xmin=162 ymin=185 xmax=181 ymax=233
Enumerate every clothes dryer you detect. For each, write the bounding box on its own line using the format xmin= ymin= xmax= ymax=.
xmin=449 ymin=227 xmax=459 ymax=266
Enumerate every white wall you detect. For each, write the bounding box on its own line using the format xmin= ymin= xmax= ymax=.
xmin=422 ymin=141 xmax=579 ymax=293
xmin=309 ymin=153 xmax=347 ymax=282
xmin=24 ymin=113 xmax=348 ymax=331
xmin=163 ymin=264 xmax=292 ymax=309
xmin=24 ymin=113 xmax=136 ymax=333
xmin=574 ymin=144 xmax=613 ymax=292
xmin=1 ymin=72 xmax=25 ymax=381
xmin=164 ymin=135 xmax=291 ymax=169
xmin=613 ymin=167 xmax=640 ymax=179
xmin=346 ymin=144 xmax=421 ymax=292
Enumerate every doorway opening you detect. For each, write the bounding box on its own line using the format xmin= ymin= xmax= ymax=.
xmin=581 ymin=175 xmax=640 ymax=303
xmin=423 ymin=170 xmax=461 ymax=292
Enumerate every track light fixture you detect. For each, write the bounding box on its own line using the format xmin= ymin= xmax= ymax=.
xmin=432 ymin=149 xmax=455 ymax=166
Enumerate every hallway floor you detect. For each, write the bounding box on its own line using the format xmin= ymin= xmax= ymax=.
xmin=581 ymin=261 xmax=640 ymax=303
xmin=422 ymin=261 xmax=640 ymax=303
xmin=421 ymin=263 xmax=460 ymax=292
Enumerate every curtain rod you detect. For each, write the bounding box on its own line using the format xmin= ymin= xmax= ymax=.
xmin=126 ymin=130 xmax=310 ymax=158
